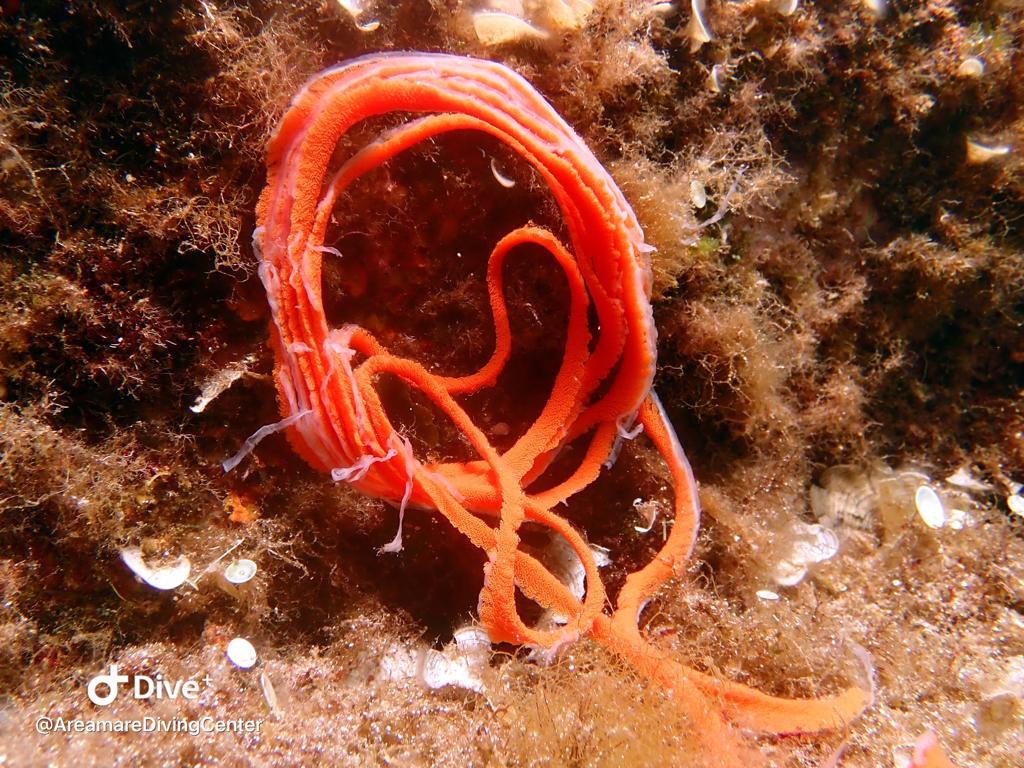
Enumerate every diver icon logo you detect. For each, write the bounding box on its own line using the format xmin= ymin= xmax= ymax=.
xmin=87 ymin=664 xmax=129 ymax=706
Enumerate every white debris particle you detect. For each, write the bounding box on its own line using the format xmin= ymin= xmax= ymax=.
xmin=915 ymin=485 xmax=946 ymax=529
xmin=756 ymin=589 xmax=780 ymax=601
xmin=190 ymin=353 xmax=256 ymax=413
xmin=120 ymin=547 xmax=191 ymax=591
xmin=690 ymin=179 xmax=707 ymax=208
xmin=227 ymin=637 xmax=258 ymax=669
xmin=632 ymin=497 xmax=659 ymax=533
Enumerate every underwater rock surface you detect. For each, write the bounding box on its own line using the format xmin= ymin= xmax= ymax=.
xmin=0 ymin=1 xmax=1021 ymax=766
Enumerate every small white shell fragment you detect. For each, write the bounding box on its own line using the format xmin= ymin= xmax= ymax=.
xmin=650 ymin=2 xmax=675 ymax=14
xmin=690 ymin=179 xmax=707 ymax=208
xmin=707 ymin=63 xmax=726 ymax=93
xmin=772 ymin=559 xmax=808 ymax=587
xmin=535 ymin=534 xmax=611 ymax=624
xmin=945 ymin=465 xmax=991 ymax=492
xmin=774 ymin=0 xmax=799 ymax=16
xmin=966 ymin=139 xmax=1011 ymax=164
xmin=789 ymin=522 xmax=839 ymax=564
xmin=686 ymin=0 xmax=712 ymax=52
xmin=633 ymin=498 xmax=659 ymax=533
xmin=490 ymin=157 xmax=516 ymax=188
xmin=473 ymin=11 xmax=549 ymax=45
xmin=915 ymin=485 xmax=946 ymax=529
xmin=227 ymin=637 xmax=258 ymax=669
xmin=419 ymin=649 xmax=484 ymax=693
xmin=260 ymin=671 xmax=281 ymax=715
xmin=947 ymin=508 xmax=969 ymax=531
xmin=379 ymin=645 xmax=419 ymax=681
xmin=957 ymin=57 xmax=985 ymax=78
xmin=453 ymin=625 xmax=491 ymax=659
xmin=418 ymin=626 xmax=491 ymax=694
xmin=120 ymin=547 xmax=191 ymax=591
xmin=1008 ymin=494 xmax=1024 ymax=517
xmin=771 ymin=521 xmax=838 ymax=587
xmin=224 ymin=558 xmax=258 ymax=585
xmin=756 ymin=589 xmax=780 ymax=601
xmin=809 ymin=465 xmax=876 ymax=531
xmin=546 ymin=0 xmax=595 ymax=31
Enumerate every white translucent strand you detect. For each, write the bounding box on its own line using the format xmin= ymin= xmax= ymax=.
xmin=222 ymin=409 xmax=312 ymax=473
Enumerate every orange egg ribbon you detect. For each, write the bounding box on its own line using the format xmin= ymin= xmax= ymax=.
xmin=248 ymin=53 xmax=871 ymax=763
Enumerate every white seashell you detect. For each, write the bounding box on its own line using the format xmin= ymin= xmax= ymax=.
xmin=1008 ymin=494 xmax=1024 ymax=517
xmin=224 ymin=559 xmax=257 ymax=585
xmin=490 ymin=157 xmax=516 ymax=188
xmin=418 ymin=625 xmax=491 ymax=693
xmin=473 ymin=12 xmax=549 ymax=45
xmin=379 ymin=645 xmax=418 ymax=681
xmin=546 ymin=0 xmax=595 ymax=31
xmin=227 ymin=637 xmax=258 ymax=669
xmin=453 ymin=625 xmax=491 ymax=659
xmin=260 ymin=671 xmax=283 ymax=714
xmin=945 ymin=465 xmax=991 ymax=492
xmin=690 ymin=179 xmax=707 ymax=208
xmin=966 ymin=139 xmax=1011 ymax=164
xmin=686 ymin=0 xmax=711 ymax=52
xmin=789 ymin=522 xmax=839 ymax=564
xmin=915 ymin=485 xmax=946 ymax=529
xmin=772 ymin=559 xmax=808 ymax=587
xmin=756 ymin=589 xmax=780 ymax=601
xmin=957 ymin=57 xmax=985 ymax=78
xmin=120 ymin=547 xmax=191 ymax=591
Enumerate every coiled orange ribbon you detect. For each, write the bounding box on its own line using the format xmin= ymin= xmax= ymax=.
xmin=248 ymin=53 xmax=870 ymax=763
